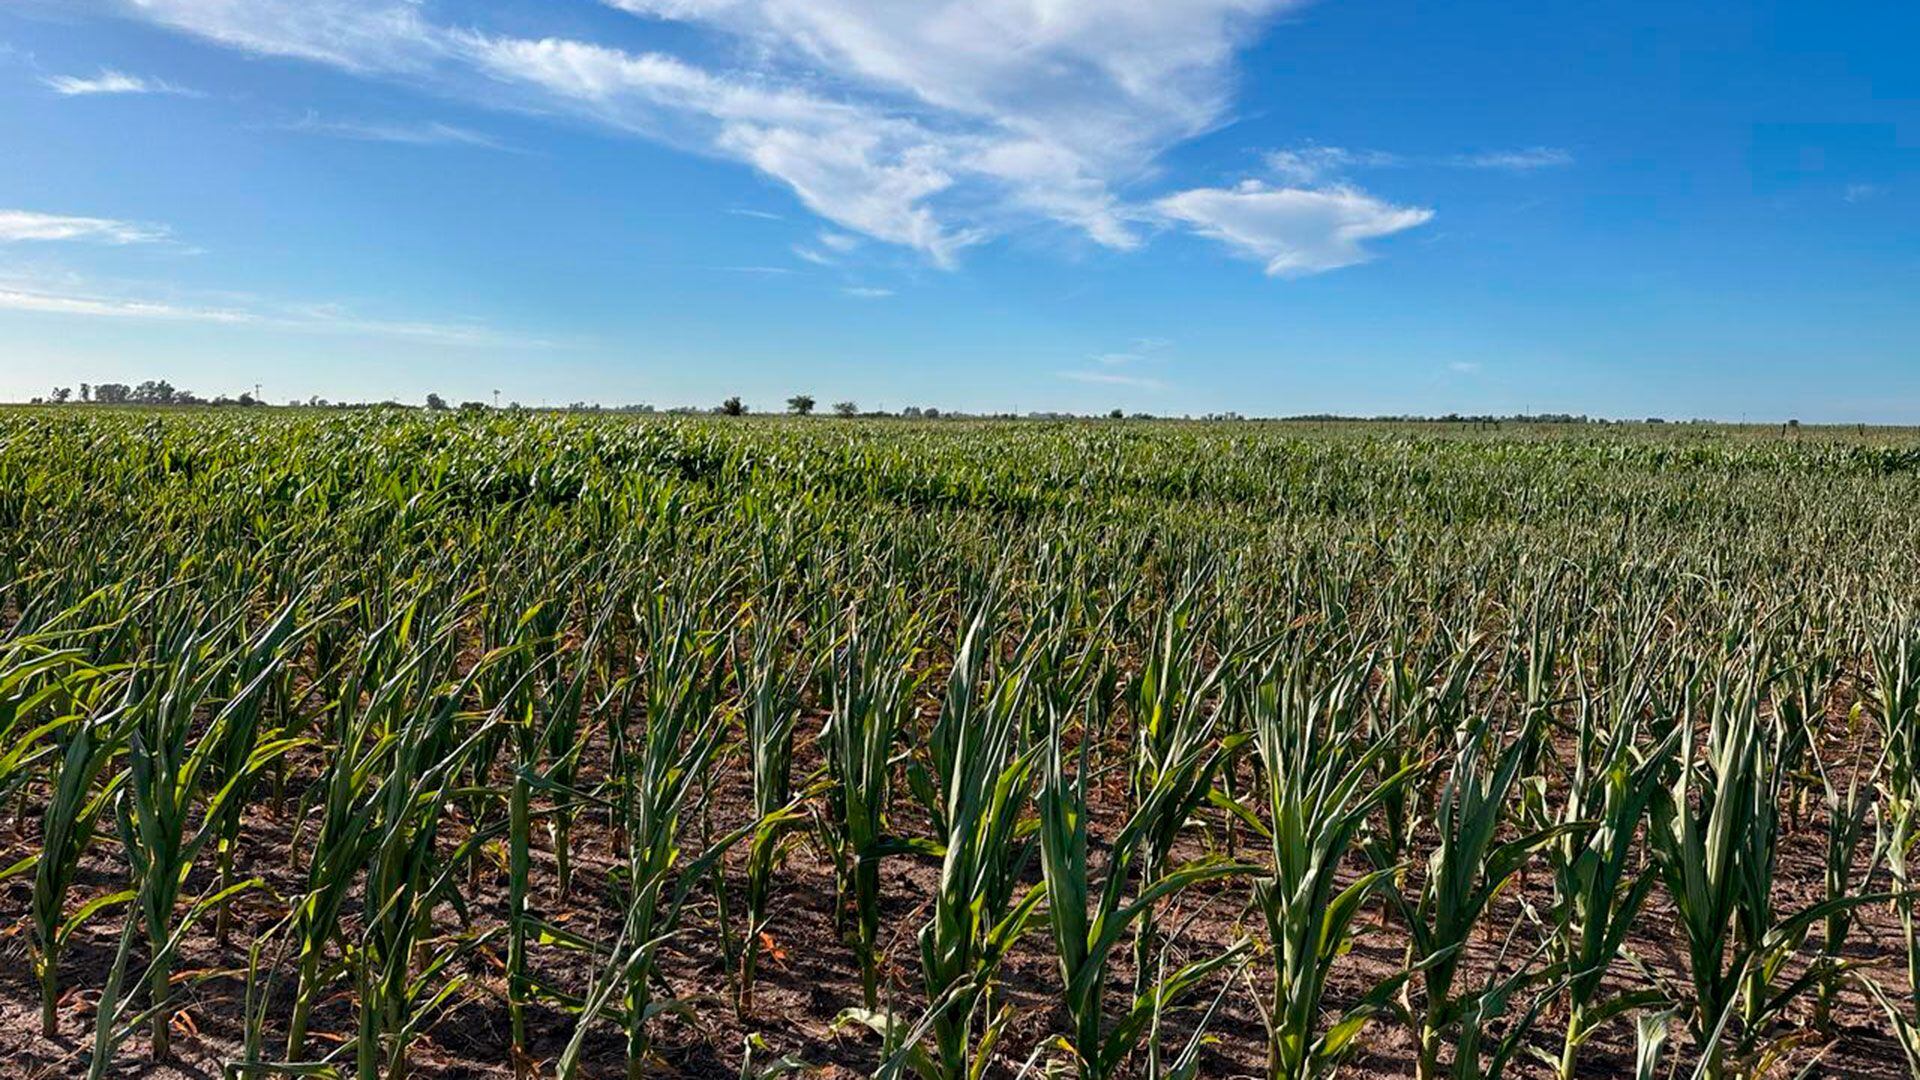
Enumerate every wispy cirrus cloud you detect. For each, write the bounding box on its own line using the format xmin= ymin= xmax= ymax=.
xmin=0 ymin=210 xmax=169 ymax=244
xmin=841 ymin=286 xmax=894 ymax=299
xmin=280 ymin=112 xmax=507 ymax=149
xmin=0 ymin=275 xmax=548 ymax=347
xmin=0 ymin=286 xmax=248 ymax=322
xmin=1059 ymin=369 xmax=1165 ymax=390
xmin=1092 ymin=337 xmax=1171 ymax=366
xmin=1266 ymin=146 xmax=1400 ymax=185
xmin=43 ymin=68 xmax=198 ymax=96
xmin=1266 ymin=143 xmax=1574 ymax=183
xmin=1448 ymin=146 xmax=1573 ymax=171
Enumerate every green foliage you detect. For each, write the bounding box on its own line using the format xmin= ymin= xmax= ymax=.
xmin=1 ymin=408 xmax=1917 ymax=1077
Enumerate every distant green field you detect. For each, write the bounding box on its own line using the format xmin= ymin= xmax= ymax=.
xmin=4 ymin=407 xmax=1918 ymax=1078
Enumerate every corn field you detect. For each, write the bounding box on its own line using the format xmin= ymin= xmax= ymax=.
xmin=6 ymin=408 xmax=1920 ymax=1079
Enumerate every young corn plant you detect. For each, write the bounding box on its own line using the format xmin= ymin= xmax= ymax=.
xmin=896 ymin=623 xmax=1043 ymax=1080
xmin=737 ymin=586 xmax=814 ymax=1013
xmin=1036 ymin=691 xmax=1253 ymax=1080
xmin=1650 ymin=656 xmax=1880 ymax=1078
xmin=1543 ymin=655 xmax=1678 ymax=1080
xmin=283 ymin=591 xmax=469 ymax=1062
xmin=0 ymin=599 xmax=134 ymax=1037
xmin=118 ymin=594 xmax=304 ymax=1061
xmin=1369 ymin=605 xmax=1478 ymax=896
xmin=1124 ymin=584 xmax=1239 ymax=1005
xmin=1874 ymin=618 xmax=1920 ymax=1040
xmin=23 ymin=665 xmax=128 ymax=1038
xmin=1388 ymin=714 xmax=1575 ymax=1080
xmin=206 ymin=591 xmax=329 ymax=945
xmin=1245 ymin=644 xmax=1423 ymax=1080
xmin=502 ymin=572 xmax=621 ymax=1072
xmin=597 ymin=583 xmax=738 ymax=1079
xmin=821 ymin=594 xmax=923 ymax=1009
xmin=1806 ymin=704 xmax=1881 ymax=1035
xmin=355 ymin=672 xmax=509 ymax=1080
xmin=909 ymin=595 xmax=995 ymax=834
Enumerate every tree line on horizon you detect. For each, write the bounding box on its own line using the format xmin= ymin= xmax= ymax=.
xmin=31 ymin=382 xmax=1791 ymax=427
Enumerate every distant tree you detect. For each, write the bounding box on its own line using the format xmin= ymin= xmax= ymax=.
xmin=94 ymin=383 xmax=130 ymax=404
xmin=132 ymin=379 xmax=177 ymax=405
xmin=901 ymin=406 xmax=924 ymax=419
xmin=923 ymin=406 xmax=941 ymax=419
xmin=50 ymin=387 xmax=72 ymax=404
xmin=719 ymin=395 xmax=747 ymax=416
xmin=1109 ymin=408 xmax=1124 ymax=419
xmin=460 ymin=401 xmax=488 ymax=413
xmin=786 ymin=394 xmax=816 ymax=415
xmin=833 ymin=400 xmax=858 ymax=417
xmin=426 ymin=393 xmax=449 ymax=411
xmin=79 ymin=383 xmax=91 ymax=403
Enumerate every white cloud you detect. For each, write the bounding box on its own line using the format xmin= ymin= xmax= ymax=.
xmin=457 ymin=33 xmax=981 ymax=263
xmin=0 ymin=286 xmax=249 ymax=322
xmin=1060 ymin=369 xmax=1164 ymax=389
xmin=44 ymin=68 xmax=197 ymax=96
xmin=817 ymin=230 xmax=861 ymax=253
xmin=0 ymin=210 xmax=169 ymax=244
xmin=1093 ymin=336 xmax=1171 ymax=365
xmin=281 ymin=113 xmax=506 ymax=149
xmin=841 ymin=286 xmax=894 ymax=299
xmin=1267 ymin=146 xmax=1399 ymax=184
xmin=1156 ymin=181 xmax=1433 ymax=277
xmin=1448 ymin=360 xmax=1482 ymax=374
xmin=0 ymin=277 xmax=543 ymax=346
xmin=716 ymin=119 xmax=973 ymax=264
xmin=601 ymin=0 xmax=1301 ymax=249
xmin=117 ymin=0 xmax=445 ymax=73
xmin=119 ymin=1 xmax=1520 ymax=283
xmin=1449 ymin=147 xmax=1572 ymax=171
xmin=1845 ymin=182 xmax=1887 ymax=203
xmin=1267 ymin=144 xmax=1572 ymax=182
xmin=113 ymin=0 xmax=1303 ymax=262
xmin=275 ymin=304 xmax=546 ymax=347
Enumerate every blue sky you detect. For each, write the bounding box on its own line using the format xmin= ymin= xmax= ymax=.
xmin=1 ymin=1 xmax=1915 ymax=419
